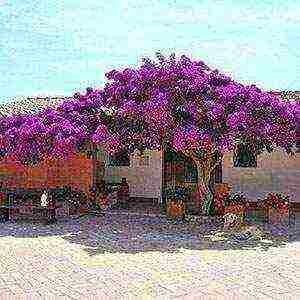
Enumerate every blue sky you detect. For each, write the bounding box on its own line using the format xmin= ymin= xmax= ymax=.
xmin=0 ymin=0 xmax=299 ymax=104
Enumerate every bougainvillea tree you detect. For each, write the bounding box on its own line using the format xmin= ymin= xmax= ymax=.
xmin=0 ymin=53 xmax=298 ymax=214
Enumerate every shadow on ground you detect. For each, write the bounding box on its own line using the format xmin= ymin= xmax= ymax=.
xmin=62 ymin=213 xmax=300 ymax=255
xmin=1 ymin=213 xmax=299 ymax=255
xmin=0 ymin=216 xmax=83 ymax=238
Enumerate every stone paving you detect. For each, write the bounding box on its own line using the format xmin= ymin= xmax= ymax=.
xmin=0 ymin=213 xmax=299 ymax=299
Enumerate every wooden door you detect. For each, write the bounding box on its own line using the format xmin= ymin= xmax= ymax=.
xmin=163 ymin=149 xmax=188 ymax=190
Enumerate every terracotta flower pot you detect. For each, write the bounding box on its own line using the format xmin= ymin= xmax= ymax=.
xmin=224 ymin=204 xmax=245 ymax=215
xmin=167 ymin=200 xmax=185 ymax=219
xmin=214 ymin=183 xmax=232 ymax=194
xmin=224 ymin=211 xmax=245 ymax=229
xmin=224 ymin=204 xmax=246 ymax=229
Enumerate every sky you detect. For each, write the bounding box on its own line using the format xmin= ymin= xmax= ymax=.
xmin=0 ymin=0 xmax=299 ymax=104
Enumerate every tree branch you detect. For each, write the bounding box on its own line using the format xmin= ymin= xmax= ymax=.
xmin=182 ymin=149 xmax=222 ymax=181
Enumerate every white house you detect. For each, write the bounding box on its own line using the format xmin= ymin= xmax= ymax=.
xmin=102 ymin=148 xmax=299 ymax=206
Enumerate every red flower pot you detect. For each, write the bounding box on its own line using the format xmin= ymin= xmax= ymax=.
xmin=167 ymin=200 xmax=185 ymax=219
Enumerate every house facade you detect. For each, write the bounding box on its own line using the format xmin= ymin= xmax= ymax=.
xmin=103 ymin=148 xmax=300 ymax=205
xmin=0 ymin=152 xmax=93 ymax=193
xmin=102 ymin=147 xmax=222 ymax=211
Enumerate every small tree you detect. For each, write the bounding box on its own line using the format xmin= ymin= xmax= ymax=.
xmin=0 ymin=53 xmax=297 ymax=215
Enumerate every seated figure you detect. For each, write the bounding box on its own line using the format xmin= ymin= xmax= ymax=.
xmin=117 ymin=178 xmax=130 ymax=209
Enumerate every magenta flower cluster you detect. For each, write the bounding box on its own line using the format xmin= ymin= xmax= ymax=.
xmin=0 ymin=53 xmax=297 ymax=165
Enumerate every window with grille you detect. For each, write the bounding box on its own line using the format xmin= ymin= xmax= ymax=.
xmin=108 ymin=150 xmax=130 ymax=167
xmin=233 ymin=144 xmax=257 ymax=167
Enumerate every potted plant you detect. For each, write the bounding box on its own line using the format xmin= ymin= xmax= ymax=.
xmin=163 ymin=186 xmax=188 ymax=220
xmin=211 ymin=183 xmax=232 ymax=216
xmin=211 ymin=192 xmax=229 ymax=216
xmin=223 ymin=192 xmax=249 ymax=228
xmin=258 ymin=192 xmax=290 ymax=226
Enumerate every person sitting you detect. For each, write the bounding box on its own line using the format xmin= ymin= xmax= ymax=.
xmin=92 ymin=181 xmax=109 ymax=210
xmin=117 ymin=178 xmax=130 ymax=209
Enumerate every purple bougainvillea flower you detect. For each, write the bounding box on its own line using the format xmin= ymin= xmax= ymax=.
xmin=0 ymin=52 xmax=296 ymax=164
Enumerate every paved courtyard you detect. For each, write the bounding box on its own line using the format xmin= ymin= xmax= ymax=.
xmin=0 ymin=213 xmax=299 ymax=299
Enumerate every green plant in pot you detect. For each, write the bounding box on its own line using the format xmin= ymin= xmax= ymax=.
xmin=224 ymin=192 xmax=249 ymax=211
xmin=163 ymin=186 xmax=189 ymax=219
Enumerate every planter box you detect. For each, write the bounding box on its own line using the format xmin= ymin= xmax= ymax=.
xmin=268 ymin=208 xmax=290 ymax=226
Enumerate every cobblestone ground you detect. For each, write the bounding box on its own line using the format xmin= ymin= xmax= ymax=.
xmin=0 ymin=213 xmax=299 ymax=300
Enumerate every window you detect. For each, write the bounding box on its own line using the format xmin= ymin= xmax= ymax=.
xmin=233 ymin=144 xmax=257 ymax=167
xmin=108 ymin=150 xmax=130 ymax=167
xmin=139 ymin=154 xmax=150 ymax=166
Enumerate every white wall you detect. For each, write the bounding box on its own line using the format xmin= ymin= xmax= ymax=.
xmin=223 ymin=150 xmax=300 ymax=202
xmin=104 ymin=149 xmax=163 ymax=200
xmin=103 ymin=147 xmax=300 ymax=203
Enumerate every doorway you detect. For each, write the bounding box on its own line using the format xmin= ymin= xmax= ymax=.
xmin=163 ymin=148 xmax=222 ymax=214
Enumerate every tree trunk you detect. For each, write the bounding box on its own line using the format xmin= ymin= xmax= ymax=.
xmin=183 ymin=150 xmax=220 ymax=215
xmin=193 ymin=159 xmax=213 ymax=215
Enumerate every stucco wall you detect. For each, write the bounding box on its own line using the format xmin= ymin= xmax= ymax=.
xmin=104 ymin=150 xmax=163 ymax=200
xmin=223 ymin=150 xmax=300 ymax=202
